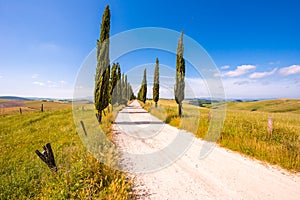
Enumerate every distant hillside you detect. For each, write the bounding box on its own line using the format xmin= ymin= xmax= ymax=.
xmin=0 ymin=96 xmax=30 ymax=101
xmin=226 ymin=99 xmax=300 ymax=114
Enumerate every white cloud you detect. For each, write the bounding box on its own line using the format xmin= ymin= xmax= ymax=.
xmin=279 ymin=65 xmax=300 ymax=76
xmin=222 ymin=65 xmax=256 ymax=77
xmin=220 ymin=65 xmax=230 ymax=69
xmin=31 ymin=74 xmax=39 ymax=79
xmin=249 ymin=68 xmax=277 ymax=79
xmin=33 ymin=81 xmax=45 ymax=86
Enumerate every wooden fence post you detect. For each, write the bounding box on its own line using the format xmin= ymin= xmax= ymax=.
xmin=19 ymin=108 xmax=22 ymax=114
xmin=35 ymin=143 xmax=57 ymax=172
xmin=41 ymin=104 xmax=44 ymax=112
xmin=80 ymin=120 xmax=88 ymax=136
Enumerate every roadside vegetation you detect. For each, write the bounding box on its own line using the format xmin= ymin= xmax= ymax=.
xmin=143 ymin=99 xmax=300 ymax=172
xmin=0 ymin=102 xmax=134 ymax=199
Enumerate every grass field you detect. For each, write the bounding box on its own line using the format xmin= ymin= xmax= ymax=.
xmin=143 ymin=99 xmax=300 ymax=172
xmin=0 ymin=102 xmax=134 ymax=199
xmin=226 ymin=99 xmax=300 ymax=114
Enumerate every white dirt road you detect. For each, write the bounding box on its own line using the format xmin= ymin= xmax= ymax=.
xmin=113 ymin=100 xmax=300 ymax=200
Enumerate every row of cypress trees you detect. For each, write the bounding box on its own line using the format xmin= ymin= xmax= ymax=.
xmin=95 ymin=5 xmax=185 ymax=121
xmin=137 ymin=31 xmax=185 ymax=117
xmin=94 ymin=6 xmax=134 ymax=123
xmin=137 ymin=58 xmax=160 ymax=108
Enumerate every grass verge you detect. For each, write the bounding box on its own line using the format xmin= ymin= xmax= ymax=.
xmin=0 ymin=105 xmax=134 ymax=199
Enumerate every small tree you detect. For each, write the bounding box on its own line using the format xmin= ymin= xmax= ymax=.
xmin=94 ymin=5 xmax=111 ymax=123
xmin=138 ymin=68 xmax=147 ymax=103
xmin=174 ymin=30 xmax=185 ymax=117
xmin=153 ymin=58 xmax=160 ymax=107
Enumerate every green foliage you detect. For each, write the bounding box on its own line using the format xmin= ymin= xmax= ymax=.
xmin=128 ymin=85 xmax=135 ymax=100
xmin=153 ymin=58 xmax=160 ymax=107
xmin=174 ymin=30 xmax=185 ymax=117
xmin=94 ymin=5 xmax=111 ymax=122
xmin=116 ymin=65 xmax=122 ymax=104
xmin=0 ymin=108 xmax=134 ymax=199
xmin=137 ymin=68 xmax=147 ymax=103
xmin=111 ymin=63 xmax=121 ymax=105
xmin=143 ymin=99 xmax=300 ymax=172
xmin=122 ymin=74 xmax=128 ymax=101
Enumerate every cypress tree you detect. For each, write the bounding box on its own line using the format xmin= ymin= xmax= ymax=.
xmin=138 ymin=68 xmax=147 ymax=103
xmin=111 ymin=63 xmax=120 ymax=105
xmin=122 ymin=75 xmax=128 ymax=101
xmin=117 ymin=66 xmax=122 ymax=104
xmin=94 ymin=5 xmax=111 ymax=123
xmin=174 ymin=30 xmax=185 ymax=117
xmin=153 ymin=58 xmax=160 ymax=107
xmin=129 ymin=85 xmax=135 ymax=100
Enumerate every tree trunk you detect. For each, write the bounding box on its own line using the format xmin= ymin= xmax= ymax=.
xmin=96 ymin=111 xmax=102 ymax=123
xmin=178 ymin=103 xmax=182 ymax=117
xmin=155 ymin=102 xmax=157 ymax=108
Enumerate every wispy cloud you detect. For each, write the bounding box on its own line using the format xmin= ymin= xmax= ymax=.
xmin=59 ymin=80 xmax=67 ymax=84
xmin=33 ymin=81 xmax=45 ymax=86
xmin=160 ymin=75 xmax=174 ymax=79
xmin=279 ymin=65 xmax=300 ymax=76
xmin=233 ymin=80 xmax=250 ymax=85
xmin=220 ymin=65 xmax=230 ymax=69
xmin=222 ymin=65 xmax=256 ymax=77
xmin=0 ymin=75 xmax=3 ymax=79
xmin=32 ymin=80 xmax=67 ymax=88
xmin=31 ymin=73 xmax=39 ymax=79
xmin=249 ymin=68 xmax=277 ymax=79
xmin=268 ymin=61 xmax=280 ymax=65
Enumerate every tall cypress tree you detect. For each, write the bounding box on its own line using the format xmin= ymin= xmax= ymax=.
xmin=174 ymin=30 xmax=185 ymax=117
xmin=122 ymin=75 xmax=128 ymax=101
xmin=153 ymin=58 xmax=159 ymax=107
xmin=117 ymin=65 xmax=122 ymax=104
xmin=128 ymin=85 xmax=135 ymax=100
xmin=138 ymin=68 xmax=147 ymax=103
xmin=111 ymin=63 xmax=120 ymax=105
xmin=94 ymin=5 xmax=111 ymax=123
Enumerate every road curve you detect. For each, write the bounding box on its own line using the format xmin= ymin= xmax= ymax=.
xmin=113 ymin=100 xmax=300 ymax=200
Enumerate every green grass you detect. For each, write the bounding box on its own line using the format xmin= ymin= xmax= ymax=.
xmin=0 ymin=105 xmax=134 ymax=199
xmin=144 ymin=99 xmax=300 ymax=172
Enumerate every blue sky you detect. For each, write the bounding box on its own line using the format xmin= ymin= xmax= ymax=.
xmin=0 ymin=0 xmax=300 ymax=98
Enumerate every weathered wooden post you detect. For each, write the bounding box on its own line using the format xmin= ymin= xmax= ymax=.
xmin=41 ymin=104 xmax=44 ymax=112
xmin=35 ymin=143 xmax=57 ymax=172
xmin=80 ymin=120 xmax=88 ymax=136
xmin=19 ymin=108 xmax=22 ymax=114
xmin=267 ymin=117 xmax=273 ymax=137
